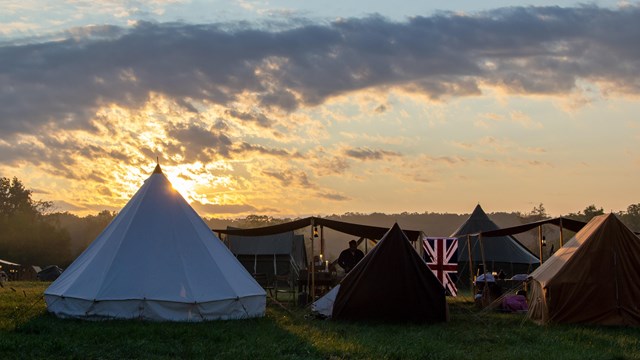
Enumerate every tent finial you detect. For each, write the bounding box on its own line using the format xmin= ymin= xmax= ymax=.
xmin=153 ymin=157 xmax=162 ymax=174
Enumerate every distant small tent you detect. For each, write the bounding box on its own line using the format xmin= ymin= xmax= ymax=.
xmin=37 ymin=265 xmax=63 ymax=281
xmin=452 ymin=205 xmax=539 ymax=284
xmin=528 ymin=213 xmax=640 ymax=325
xmin=228 ymin=231 xmax=307 ymax=286
xmin=321 ymin=223 xmax=448 ymax=323
xmin=45 ymin=164 xmax=266 ymax=321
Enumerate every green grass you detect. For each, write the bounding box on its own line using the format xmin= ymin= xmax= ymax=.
xmin=1 ymin=282 xmax=639 ymax=359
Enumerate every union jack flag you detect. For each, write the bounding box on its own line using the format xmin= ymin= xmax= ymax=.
xmin=423 ymin=236 xmax=458 ymax=296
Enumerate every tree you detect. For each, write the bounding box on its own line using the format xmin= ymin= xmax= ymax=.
xmin=0 ymin=176 xmax=71 ymax=266
xmin=0 ymin=177 xmax=52 ymax=219
xmin=582 ymin=204 xmax=604 ymax=221
xmin=567 ymin=204 xmax=605 ymax=223
xmin=621 ymin=203 xmax=640 ymax=232
xmin=517 ymin=203 xmax=553 ymax=257
xmin=519 ymin=203 xmax=549 ymax=222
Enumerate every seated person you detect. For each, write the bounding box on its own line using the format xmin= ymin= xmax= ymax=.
xmin=497 ymin=269 xmax=507 ymax=280
xmin=337 ymin=240 xmax=364 ymax=273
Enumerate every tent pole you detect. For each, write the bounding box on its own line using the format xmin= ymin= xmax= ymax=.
xmin=320 ymin=225 xmax=325 ymax=260
xmin=538 ymin=225 xmax=543 ymax=264
xmin=310 ymin=219 xmax=316 ymax=301
xmin=467 ymin=234 xmax=474 ymax=287
xmin=559 ymin=218 xmax=564 ymax=247
xmin=478 ymin=233 xmax=489 ymax=307
xmin=479 ymin=233 xmax=487 ymax=277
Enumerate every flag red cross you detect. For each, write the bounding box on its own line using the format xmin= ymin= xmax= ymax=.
xmin=423 ymin=237 xmax=458 ymax=296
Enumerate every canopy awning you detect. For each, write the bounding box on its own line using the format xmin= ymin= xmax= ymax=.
xmin=477 ymin=217 xmax=587 ymax=238
xmin=213 ymin=216 xmax=422 ymax=242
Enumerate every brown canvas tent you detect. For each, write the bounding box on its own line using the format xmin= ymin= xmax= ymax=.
xmin=528 ymin=213 xmax=640 ymax=325
xmin=331 ymin=223 xmax=448 ymax=323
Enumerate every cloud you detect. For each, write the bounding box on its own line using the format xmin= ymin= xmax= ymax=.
xmin=343 ymin=147 xmax=402 ymax=160
xmin=374 ymin=104 xmax=387 ymax=113
xmin=224 ymin=109 xmax=274 ymax=128
xmin=316 ymin=191 xmax=350 ymax=201
xmin=509 ymin=111 xmax=543 ymax=129
xmin=2 ymin=6 xmax=640 ymax=136
xmin=165 ymin=122 xmax=234 ymax=160
xmin=51 ymin=199 xmax=87 ymax=212
xmin=191 ymin=201 xmax=258 ymax=215
xmin=262 ymin=169 xmax=314 ymax=188
xmin=312 ymin=155 xmax=350 ymax=176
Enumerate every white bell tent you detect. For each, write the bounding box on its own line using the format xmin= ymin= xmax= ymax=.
xmin=45 ymin=164 xmax=266 ymax=321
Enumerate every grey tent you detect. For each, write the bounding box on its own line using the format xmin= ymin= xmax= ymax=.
xmin=452 ymin=205 xmax=540 ymax=285
xmin=228 ymin=231 xmax=307 ymax=288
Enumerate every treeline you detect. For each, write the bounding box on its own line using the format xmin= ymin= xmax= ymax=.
xmin=2 ymin=176 xmax=639 ymax=267
xmin=0 ymin=177 xmax=72 ymax=267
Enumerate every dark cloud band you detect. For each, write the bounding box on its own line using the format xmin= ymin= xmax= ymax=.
xmin=1 ymin=5 xmax=639 ymax=137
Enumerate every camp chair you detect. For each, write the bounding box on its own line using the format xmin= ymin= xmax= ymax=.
xmin=273 ymin=272 xmax=297 ymax=304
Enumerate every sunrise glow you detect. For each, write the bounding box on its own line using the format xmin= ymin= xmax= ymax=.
xmin=1 ymin=1 xmax=638 ymax=218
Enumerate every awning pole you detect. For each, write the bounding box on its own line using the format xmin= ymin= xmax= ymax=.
xmin=467 ymin=234 xmax=474 ymax=286
xmin=310 ymin=218 xmax=316 ymax=300
xmin=559 ymin=218 xmax=564 ymax=247
xmin=479 ymin=233 xmax=487 ymax=277
xmin=538 ymin=225 xmax=543 ymax=264
xmin=478 ymin=233 xmax=488 ymax=307
xmin=320 ymin=225 xmax=325 ymax=259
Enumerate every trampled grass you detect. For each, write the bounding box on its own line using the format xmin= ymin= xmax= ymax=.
xmin=1 ymin=282 xmax=639 ymax=359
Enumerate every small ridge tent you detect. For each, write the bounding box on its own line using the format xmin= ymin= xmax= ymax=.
xmin=321 ymin=223 xmax=448 ymax=323
xmin=45 ymin=164 xmax=265 ymax=321
xmin=37 ymin=265 xmax=64 ymax=281
xmin=528 ymin=214 xmax=640 ymax=325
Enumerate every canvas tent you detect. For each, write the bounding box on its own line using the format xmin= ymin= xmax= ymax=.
xmin=452 ymin=205 xmax=539 ymax=284
xmin=45 ymin=164 xmax=266 ymax=321
xmin=315 ymin=223 xmax=448 ymax=323
xmin=228 ymin=231 xmax=307 ymax=287
xmin=528 ymin=214 xmax=640 ymax=325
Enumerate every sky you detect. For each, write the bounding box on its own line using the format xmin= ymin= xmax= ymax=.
xmin=1 ymin=0 xmax=639 ymax=218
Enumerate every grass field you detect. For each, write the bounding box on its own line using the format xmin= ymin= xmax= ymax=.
xmin=1 ymin=282 xmax=639 ymax=359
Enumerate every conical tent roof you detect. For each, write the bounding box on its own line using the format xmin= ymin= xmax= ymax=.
xmin=451 ymin=204 xmax=539 ymax=265
xmin=331 ymin=223 xmax=448 ymax=323
xmin=45 ymin=164 xmax=266 ymax=321
xmin=528 ymin=213 xmax=640 ymax=325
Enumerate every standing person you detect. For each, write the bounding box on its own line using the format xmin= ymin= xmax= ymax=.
xmin=338 ymin=240 xmax=364 ymax=273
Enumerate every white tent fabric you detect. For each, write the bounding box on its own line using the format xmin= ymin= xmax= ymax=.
xmin=311 ymin=284 xmax=340 ymax=318
xmin=45 ymin=165 xmax=266 ymax=321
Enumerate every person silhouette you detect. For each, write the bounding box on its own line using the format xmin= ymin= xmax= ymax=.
xmin=337 ymin=240 xmax=364 ymax=273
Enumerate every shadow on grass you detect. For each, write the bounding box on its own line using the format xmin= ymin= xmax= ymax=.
xmin=1 ymin=310 xmax=325 ymax=360
xmin=1 ymin=291 xmax=639 ymax=360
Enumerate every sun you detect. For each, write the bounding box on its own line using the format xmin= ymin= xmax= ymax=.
xmin=165 ymin=172 xmax=195 ymax=201
xmin=161 ymin=164 xmax=214 ymax=204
